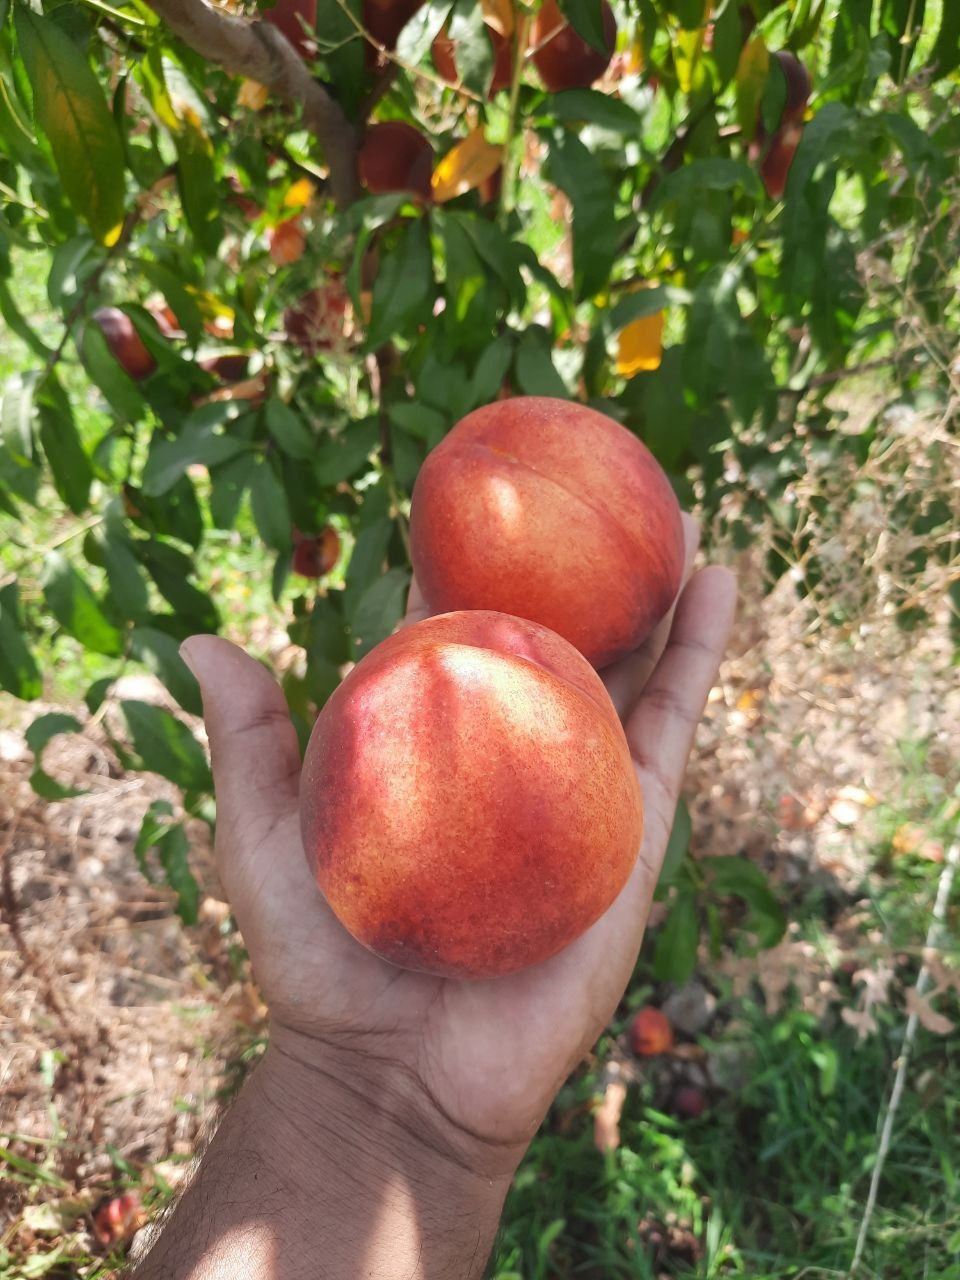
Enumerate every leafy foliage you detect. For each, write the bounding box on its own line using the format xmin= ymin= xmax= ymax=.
xmin=1 ymin=0 xmax=956 ymax=945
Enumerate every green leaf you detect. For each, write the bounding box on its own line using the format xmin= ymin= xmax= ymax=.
xmin=367 ymin=220 xmax=433 ymax=348
xmin=658 ymin=798 xmax=692 ymax=888
xmin=176 ymin=118 xmax=222 ymax=256
xmin=653 ymin=158 xmax=762 ymax=207
xmin=515 ymin=329 xmax=569 ymax=398
xmin=0 ymin=582 xmax=42 ymax=700
xmin=558 ymin=0 xmax=608 ymax=53
xmin=14 ymin=6 xmax=126 ymax=245
xmin=388 ymin=401 xmax=448 ymax=449
xmin=349 ymin=567 xmax=410 ymax=658
xmin=397 ymin=0 xmax=451 ymax=64
xmin=448 ymin=0 xmax=495 ymax=96
xmin=209 ymin=451 xmax=257 ymax=530
xmin=36 ymin=379 xmax=92 ymax=515
xmin=122 ymin=700 xmax=211 ymax=793
xmin=547 ymin=88 xmax=642 ymax=133
xmin=345 ymin=517 xmax=393 ymax=605
xmin=0 ymin=279 xmax=55 ymax=360
xmin=265 ymin=398 xmax=315 ymax=459
xmin=99 ymin=528 xmax=150 ymax=620
xmin=468 ymin=335 xmax=513 ymax=409
xmin=735 ymin=36 xmax=769 ymax=143
xmin=2 ymin=371 xmax=37 ymax=465
xmin=141 ymin=406 xmax=251 ymax=495
xmin=606 ymin=284 xmax=689 ymax=332
xmin=48 ymin=234 xmax=99 ymax=310
xmin=653 ymin=892 xmax=699 ymax=984
xmin=26 ymin=712 xmax=85 ymax=799
xmin=137 ymin=540 xmax=220 ymax=632
xmin=249 ymin=458 xmax=292 ymax=551
xmin=41 ymin=552 xmax=123 ymax=656
xmin=131 ymin=626 xmax=202 ymax=716
xmin=930 ymin=0 xmax=960 ymax=78
xmin=545 ymin=131 xmax=618 ymax=300
xmin=703 ymin=856 xmax=786 ymax=948
xmin=81 ymin=319 xmax=146 ymax=423
xmin=135 ymin=800 xmax=199 ymax=924
xmin=314 ymin=417 xmax=379 ymax=485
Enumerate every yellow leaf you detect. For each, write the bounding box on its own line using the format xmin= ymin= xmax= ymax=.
xmin=431 ymin=130 xmax=503 ymax=204
xmin=238 ymin=78 xmax=269 ymax=110
xmin=672 ymin=0 xmax=712 ymax=93
xmin=284 ymin=177 xmax=315 ymax=209
xmin=481 ymin=0 xmax=514 ymax=37
xmin=616 ymin=311 xmax=664 ymax=376
xmin=735 ymin=37 xmax=769 ymax=142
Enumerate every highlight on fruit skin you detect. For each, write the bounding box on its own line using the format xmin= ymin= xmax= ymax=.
xmin=357 ymin=121 xmax=434 ymax=200
xmin=409 ymin=396 xmax=685 ymax=669
xmin=93 ymin=307 xmax=156 ymax=380
xmin=300 ymin=609 xmax=643 ymax=979
xmin=531 ymin=0 xmax=617 ymax=92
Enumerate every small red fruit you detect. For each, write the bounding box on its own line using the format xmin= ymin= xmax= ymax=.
xmin=268 ymin=217 xmax=307 ymax=266
xmin=292 ymin=526 xmax=341 ymax=577
xmin=432 ymin=24 xmax=513 ymax=96
xmin=629 ymin=1006 xmax=674 ymax=1056
xmin=760 ymin=118 xmax=804 ymax=200
xmin=200 ymin=353 xmax=251 ymax=382
xmin=357 ymin=121 xmax=434 ymax=201
xmin=531 ymin=0 xmax=617 ymax=92
xmin=92 ymin=1191 xmax=143 ymax=1246
xmin=93 ymin=307 xmax=156 ymax=380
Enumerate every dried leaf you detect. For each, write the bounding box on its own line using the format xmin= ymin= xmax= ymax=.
xmin=237 ymin=78 xmax=269 ymax=110
xmin=926 ymin=953 xmax=960 ymax=997
xmin=481 ymin=0 xmax=514 ymax=37
xmin=616 ymin=311 xmax=664 ymax=376
xmin=892 ymin=823 xmax=944 ymax=862
xmin=431 ymin=130 xmax=503 ymax=203
xmin=735 ymin=37 xmax=769 ymax=143
xmin=593 ymin=1078 xmax=627 ymax=1152
xmin=906 ymin=988 xmax=955 ymax=1036
xmin=841 ymin=1005 xmax=878 ymax=1041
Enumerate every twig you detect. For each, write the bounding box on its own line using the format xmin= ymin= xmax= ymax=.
xmin=848 ymin=836 xmax=960 ymax=1276
xmin=499 ymin=11 xmax=531 ymax=224
xmin=141 ymin=0 xmax=359 ymax=207
xmin=777 ymin=352 xmax=920 ymax=399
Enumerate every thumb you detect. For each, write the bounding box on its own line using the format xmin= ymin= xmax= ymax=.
xmin=180 ymin=635 xmax=302 ymax=847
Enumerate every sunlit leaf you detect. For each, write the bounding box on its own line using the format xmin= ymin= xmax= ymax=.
xmin=617 ymin=309 xmax=665 ymax=376
xmin=431 ymin=130 xmax=503 ymax=203
xmin=736 ymin=36 xmax=769 ymax=143
xmin=237 ymin=78 xmax=269 ymax=110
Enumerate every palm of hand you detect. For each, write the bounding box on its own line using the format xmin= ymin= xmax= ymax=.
xmin=185 ymin=519 xmax=734 ymax=1156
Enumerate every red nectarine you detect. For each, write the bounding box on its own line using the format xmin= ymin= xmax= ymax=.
xmin=300 ymin=610 xmax=643 ymax=978
xmin=432 ymin=23 xmax=513 ymax=96
xmin=357 ymin=121 xmax=433 ymax=200
xmin=531 ymin=0 xmax=616 ymax=92
xmin=94 ymin=307 xmax=156 ymax=380
xmin=262 ymin=0 xmax=317 ymax=60
xmin=409 ymin=397 xmax=685 ymax=669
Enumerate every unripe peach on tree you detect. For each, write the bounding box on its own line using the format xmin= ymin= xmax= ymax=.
xmin=300 ymin=611 xmax=643 ymax=978
xmin=409 ymin=397 xmax=684 ymax=669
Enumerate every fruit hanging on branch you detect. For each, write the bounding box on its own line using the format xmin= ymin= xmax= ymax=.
xmin=292 ymin=525 xmax=341 ymax=578
xmin=300 ymin=611 xmax=643 ymax=979
xmin=93 ymin=307 xmax=156 ymax=380
xmin=357 ymin=121 xmax=434 ymax=200
xmin=431 ymin=22 xmax=514 ymax=96
xmin=363 ymin=0 xmax=424 ymax=62
xmin=531 ymin=0 xmax=617 ymax=92
xmin=409 ymin=396 xmax=685 ymax=669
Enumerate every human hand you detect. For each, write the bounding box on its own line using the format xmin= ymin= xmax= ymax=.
xmin=139 ymin=518 xmax=734 ymax=1279
xmin=180 ymin=516 xmax=734 ymax=1169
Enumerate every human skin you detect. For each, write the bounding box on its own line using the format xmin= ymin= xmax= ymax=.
xmin=132 ymin=516 xmax=736 ymax=1279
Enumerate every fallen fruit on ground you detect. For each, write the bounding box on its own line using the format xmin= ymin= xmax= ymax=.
xmin=93 ymin=307 xmax=156 ymax=380
xmin=531 ymin=0 xmax=616 ymax=91
xmin=357 ymin=121 xmax=433 ymax=200
xmin=673 ymin=1084 xmax=708 ymax=1117
xmin=292 ymin=525 xmax=340 ymax=577
xmin=261 ymin=0 xmax=316 ymax=60
xmin=630 ymin=1006 xmax=674 ymax=1056
xmin=268 ymin=216 xmax=307 ymax=266
xmin=409 ymin=396 xmax=684 ymax=668
xmin=300 ymin=610 xmax=643 ymax=978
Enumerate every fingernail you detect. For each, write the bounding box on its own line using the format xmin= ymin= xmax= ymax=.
xmin=179 ymin=638 xmax=202 ymax=680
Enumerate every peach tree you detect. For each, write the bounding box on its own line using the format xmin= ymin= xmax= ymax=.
xmin=1 ymin=0 xmax=956 ymax=967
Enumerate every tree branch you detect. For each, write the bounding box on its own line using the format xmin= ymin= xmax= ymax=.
xmin=142 ymin=0 xmax=359 ymax=208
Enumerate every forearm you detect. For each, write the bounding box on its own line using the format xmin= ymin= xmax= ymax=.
xmin=132 ymin=1036 xmax=517 ymax=1280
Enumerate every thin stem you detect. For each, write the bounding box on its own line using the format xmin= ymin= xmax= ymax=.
xmin=499 ymin=11 xmax=531 ymax=225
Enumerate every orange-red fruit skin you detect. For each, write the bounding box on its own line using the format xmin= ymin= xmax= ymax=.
xmin=409 ymin=397 xmax=685 ymax=669
xmin=532 ymin=0 xmax=616 ymax=92
xmin=630 ymin=1006 xmax=674 ymax=1056
xmin=357 ymin=121 xmax=433 ymax=200
xmin=300 ymin=610 xmax=643 ymax=979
